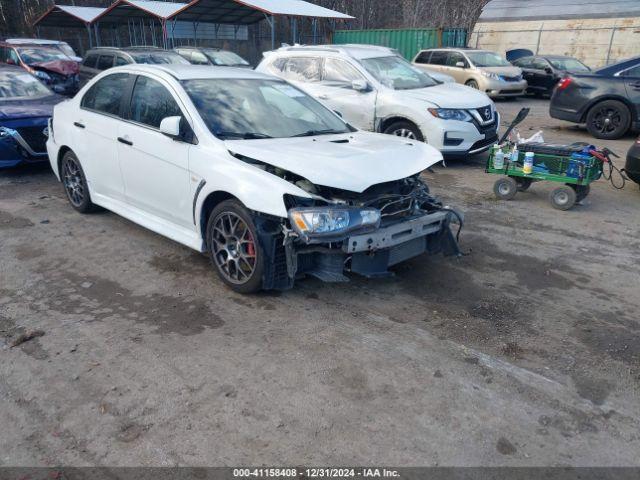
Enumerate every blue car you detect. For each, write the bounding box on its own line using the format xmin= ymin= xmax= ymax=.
xmin=0 ymin=64 xmax=63 ymax=168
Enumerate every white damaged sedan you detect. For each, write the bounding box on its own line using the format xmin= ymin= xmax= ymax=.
xmin=47 ymin=65 xmax=462 ymax=293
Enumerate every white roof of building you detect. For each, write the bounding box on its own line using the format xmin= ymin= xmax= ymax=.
xmin=57 ymin=5 xmax=106 ymax=22
xmin=127 ymin=0 xmax=188 ymax=19
xmin=233 ymin=0 xmax=353 ymax=18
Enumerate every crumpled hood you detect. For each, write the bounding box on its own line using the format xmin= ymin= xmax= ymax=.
xmin=400 ymin=83 xmax=491 ymax=108
xmin=0 ymin=94 xmax=63 ymax=120
xmin=30 ymin=60 xmax=79 ymax=77
xmin=225 ymin=131 xmax=442 ymax=193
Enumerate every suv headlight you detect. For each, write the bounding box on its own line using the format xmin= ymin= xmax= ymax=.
xmin=428 ymin=108 xmax=472 ymax=122
xmin=289 ymin=207 xmax=380 ymax=242
xmin=480 ymin=71 xmax=500 ymax=80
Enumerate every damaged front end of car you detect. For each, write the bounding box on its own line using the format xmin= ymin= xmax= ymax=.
xmin=254 ymin=172 xmax=462 ymax=290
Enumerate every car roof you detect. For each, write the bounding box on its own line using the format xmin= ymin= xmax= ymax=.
xmin=114 ymin=64 xmax=275 ymax=81
xmin=5 ymin=38 xmax=67 ymax=45
xmin=269 ymin=44 xmax=398 ymax=60
xmin=595 ymin=55 xmax=640 ymax=75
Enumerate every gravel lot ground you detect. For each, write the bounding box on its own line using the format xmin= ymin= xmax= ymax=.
xmin=1 ymin=97 xmax=639 ymax=466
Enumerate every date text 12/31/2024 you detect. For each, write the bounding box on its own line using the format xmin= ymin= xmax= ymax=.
xmin=233 ymin=468 xmax=400 ymax=478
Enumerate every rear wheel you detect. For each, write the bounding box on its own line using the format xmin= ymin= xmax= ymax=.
xmin=571 ymin=184 xmax=590 ymax=202
xmin=383 ymin=120 xmax=424 ymax=141
xmin=514 ymin=177 xmax=533 ymax=191
xmin=206 ymin=199 xmax=264 ymax=293
xmin=493 ymin=177 xmax=518 ymax=200
xmin=60 ymin=150 xmax=100 ymax=213
xmin=549 ymin=185 xmax=577 ymax=210
xmin=585 ymin=100 xmax=631 ymax=140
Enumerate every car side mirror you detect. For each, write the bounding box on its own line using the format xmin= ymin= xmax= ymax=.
xmin=160 ymin=116 xmax=182 ymax=139
xmin=351 ymin=79 xmax=370 ymax=92
xmin=455 ymin=61 xmax=466 ymax=68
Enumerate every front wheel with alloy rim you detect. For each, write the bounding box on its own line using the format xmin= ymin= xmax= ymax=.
xmin=60 ymin=150 xmax=100 ymax=213
xmin=585 ymin=100 xmax=631 ymax=140
xmin=206 ymin=200 xmax=264 ymax=293
xmin=466 ymin=79 xmax=479 ymax=89
xmin=383 ymin=121 xmax=424 ymax=141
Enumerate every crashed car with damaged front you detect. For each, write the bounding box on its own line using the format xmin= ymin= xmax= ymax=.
xmin=47 ymin=65 xmax=462 ymax=293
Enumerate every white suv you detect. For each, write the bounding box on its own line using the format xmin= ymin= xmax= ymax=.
xmin=47 ymin=65 xmax=462 ymax=293
xmin=256 ymin=44 xmax=500 ymax=157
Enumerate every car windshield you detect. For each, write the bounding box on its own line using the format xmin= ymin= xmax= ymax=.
xmin=548 ymin=57 xmax=589 ymax=72
xmin=466 ymin=51 xmax=511 ymax=67
xmin=57 ymin=43 xmax=77 ymax=58
xmin=0 ymin=70 xmax=52 ymax=99
xmin=17 ymin=47 xmax=69 ymax=64
xmin=181 ymin=78 xmax=351 ymax=140
xmin=359 ymin=55 xmax=436 ymax=90
xmin=203 ymin=49 xmax=249 ymax=66
xmin=128 ymin=51 xmax=190 ymax=65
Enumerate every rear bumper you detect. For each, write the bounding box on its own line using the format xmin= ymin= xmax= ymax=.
xmin=283 ymin=210 xmax=461 ymax=284
xmin=549 ymin=105 xmax=582 ymax=123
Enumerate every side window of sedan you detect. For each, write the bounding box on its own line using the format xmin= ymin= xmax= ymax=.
xmin=129 ymin=75 xmax=182 ymax=129
xmin=531 ymin=58 xmax=549 ymax=70
xmin=81 ymin=73 xmax=130 ymax=116
xmin=282 ymin=57 xmax=321 ymax=83
xmin=621 ymin=65 xmax=640 ymax=78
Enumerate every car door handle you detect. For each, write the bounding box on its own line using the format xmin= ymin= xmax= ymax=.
xmin=73 ymin=122 xmax=85 ymax=129
xmin=117 ymin=137 xmax=133 ymax=146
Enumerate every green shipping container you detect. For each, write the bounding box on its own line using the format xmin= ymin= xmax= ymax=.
xmin=332 ymin=28 xmax=467 ymax=60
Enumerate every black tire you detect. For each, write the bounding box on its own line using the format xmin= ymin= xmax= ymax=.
xmin=549 ymin=185 xmax=577 ymax=210
xmin=514 ymin=177 xmax=533 ymax=191
xmin=493 ymin=177 xmax=518 ymax=200
xmin=383 ymin=120 xmax=424 ymax=141
xmin=585 ymin=100 xmax=631 ymax=140
xmin=60 ymin=150 xmax=100 ymax=213
xmin=571 ymin=184 xmax=590 ymax=202
xmin=466 ymin=79 xmax=479 ymax=89
xmin=206 ymin=199 xmax=264 ymax=294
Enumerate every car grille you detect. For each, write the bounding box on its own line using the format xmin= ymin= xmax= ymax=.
xmin=501 ymin=74 xmax=522 ymax=82
xmin=16 ymin=126 xmax=47 ymax=154
xmin=475 ymin=105 xmax=494 ymax=123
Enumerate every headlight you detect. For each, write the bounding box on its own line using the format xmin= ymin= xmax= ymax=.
xmin=480 ymin=71 xmax=500 ymax=80
xmin=428 ymin=108 xmax=472 ymax=122
xmin=289 ymin=207 xmax=381 ymax=242
xmin=34 ymin=70 xmax=51 ymax=82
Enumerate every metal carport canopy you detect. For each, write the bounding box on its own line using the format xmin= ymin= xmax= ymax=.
xmin=170 ymin=0 xmax=354 ymax=24
xmin=33 ymin=5 xmax=107 ymax=28
xmin=94 ymin=0 xmax=189 ymax=23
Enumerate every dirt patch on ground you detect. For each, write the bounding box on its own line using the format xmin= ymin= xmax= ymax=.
xmin=0 ymin=210 xmax=34 ymax=229
xmin=26 ymin=260 xmax=224 ymax=336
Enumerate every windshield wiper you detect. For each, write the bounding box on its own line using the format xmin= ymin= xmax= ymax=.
xmin=216 ymin=131 xmax=272 ymax=139
xmin=292 ymin=129 xmax=345 ymax=137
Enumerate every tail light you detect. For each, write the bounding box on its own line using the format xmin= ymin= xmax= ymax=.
xmin=557 ymin=77 xmax=573 ymax=90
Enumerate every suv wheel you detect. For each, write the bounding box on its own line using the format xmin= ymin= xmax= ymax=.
xmin=60 ymin=150 xmax=100 ymax=213
xmin=466 ymin=79 xmax=479 ymax=89
xmin=206 ymin=200 xmax=264 ymax=293
xmin=586 ymin=100 xmax=631 ymax=140
xmin=383 ymin=121 xmax=424 ymax=141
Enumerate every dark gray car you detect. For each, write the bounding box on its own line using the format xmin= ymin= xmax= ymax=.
xmin=511 ymin=55 xmax=590 ymax=97
xmin=79 ymin=47 xmax=189 ymax=85
xmin=549 ymin=56 xmax=640 ymax=139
